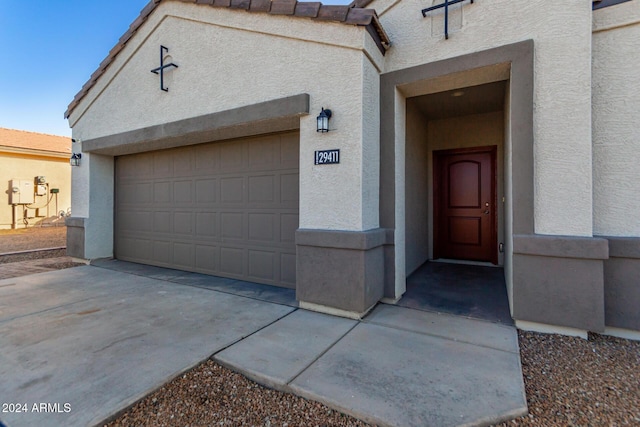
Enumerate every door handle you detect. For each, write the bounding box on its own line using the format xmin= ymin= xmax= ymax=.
xmin=484 ymin=210 xmax=490 ymax=215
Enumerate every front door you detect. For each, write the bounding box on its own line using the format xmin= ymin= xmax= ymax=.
xmin=434 ymin=146 xmax=497 ymax=264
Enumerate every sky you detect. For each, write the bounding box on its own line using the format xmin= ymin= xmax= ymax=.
xmin=0 ymin=0 xmax=351 ymax=138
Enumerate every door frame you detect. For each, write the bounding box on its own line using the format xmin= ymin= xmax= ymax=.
xmin=433 ymin=145 xmax=498 ymax=265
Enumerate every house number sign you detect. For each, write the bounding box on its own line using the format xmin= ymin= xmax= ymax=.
xmin=315 ymin=149 xmax=340 ymax=165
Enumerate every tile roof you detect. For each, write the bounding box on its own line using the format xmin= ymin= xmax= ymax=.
xmin=0 ymin=128 xmax=71 ymax=155
xmin=64 ymin=0 xmax=390 ymax=119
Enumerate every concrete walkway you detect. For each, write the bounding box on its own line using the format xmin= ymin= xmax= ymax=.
xmin=0 ymin=262 xmax=527 ymax=427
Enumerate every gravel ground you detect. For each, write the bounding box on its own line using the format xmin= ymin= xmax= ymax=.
xmin=105 ymin=331 xmax=640 ymax=427
xmin=106 ymin=360 xmax=369 ymax=427
xmin=497 ymin=331 xmax=640 ymax=427
xmin=0 ymin=226 xmax=66 ymax=253
xmin=0 ymin=248 xmax=67 ymax=264
xmin=0 ymin=227 xmax=82 ymax=277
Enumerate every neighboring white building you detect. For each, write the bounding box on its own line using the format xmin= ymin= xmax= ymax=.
xmin=66 ymin=0 xmax=640 ymax=337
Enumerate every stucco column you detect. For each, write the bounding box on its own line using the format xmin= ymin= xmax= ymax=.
xmin=296 ymin=56 xmax=386 ymax=318
xmin=67 ymin=149 xmax=114 ymax=260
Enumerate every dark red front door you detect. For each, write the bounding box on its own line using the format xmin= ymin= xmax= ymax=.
xmin=434 ymin=146 xmax=497 ymax=264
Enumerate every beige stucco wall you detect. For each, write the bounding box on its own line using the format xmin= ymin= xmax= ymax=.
xmin=592 ymin=1 xmax=640 ymax=237
xmin=404 ymin=101 xmax=429 ymax=274
xmin=377 ymin=0 xmax=594 ymax=237
xmin=69 ymin=2 xmax=384 ymax=259
xmin=503 ymin=82 xmax=514 ymax=311
xmin=0 ymin=153 xmax=71 ymax=229
xmin=362 ymin=55 xmax=382 ymax=231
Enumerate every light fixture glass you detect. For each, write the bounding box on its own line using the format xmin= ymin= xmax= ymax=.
xmin=316 ymin=107 xmax=332 ymax=133
xmin=70 ymin=153 xmax=82 ymax=166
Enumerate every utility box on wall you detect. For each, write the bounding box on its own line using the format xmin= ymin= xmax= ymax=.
xmin=9 ymin=179 xmax=35 ymax=205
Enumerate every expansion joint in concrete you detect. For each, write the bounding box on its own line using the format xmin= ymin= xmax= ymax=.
xmin=210 ymin=308 xmax=299 ymax=360
xmin=284 ymin=320 xmax=360 ymax=386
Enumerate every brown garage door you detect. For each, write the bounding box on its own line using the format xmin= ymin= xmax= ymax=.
xmin=115 ymin=132 xmax=299 ymax=288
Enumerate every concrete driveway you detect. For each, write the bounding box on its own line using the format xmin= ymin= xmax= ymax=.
xmin=0 ymin=263 xmax=526 ymax=427
xmin=0 ymin=266 xmax=294 ymax=426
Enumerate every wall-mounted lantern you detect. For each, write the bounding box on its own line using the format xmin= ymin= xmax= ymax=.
xmin=316 ymin=107 xmax=332 ymax=133
xmin=70 ymin=153 xmax=82 ymax=167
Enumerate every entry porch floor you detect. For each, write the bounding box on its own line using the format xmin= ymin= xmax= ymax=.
xmin=399 ymin=261 xmax=514 ymax=325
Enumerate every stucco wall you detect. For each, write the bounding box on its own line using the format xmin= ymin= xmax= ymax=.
xmin=377 ymin=0 xmax=594 ymax=237
xmin=592 ymin=1 xmax=640 ymax=237
xmin=404 ymin=101 xmax=429 ymax=274
xmin=362 ymin=56 xmax=382 ymax=231
xmin=1 ymin=154 xmax=71 ymax=229
xmin=70 ymin=140 xmax=88 ymax=218
xmin=69 ymin=1 xmax=383 ymax=256
xmin=503 ymin=83 xmax=514 ymax=311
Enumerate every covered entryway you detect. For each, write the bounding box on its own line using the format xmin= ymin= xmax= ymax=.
xmin=115 ymin=131 xmax=299 ymax=288
xmin=401 ymin=79 xmax=509 ymax=321
xmin=379 ymin=41 xmax=535 ymax=313
xmin=405 ymin=80 xmax=506 ymax=273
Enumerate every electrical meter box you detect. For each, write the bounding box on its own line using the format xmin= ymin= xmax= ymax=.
xmin=9 ymin=179 xmax=35 ymax=205
xmin=35 ymin=176 xmax=46 ymax=185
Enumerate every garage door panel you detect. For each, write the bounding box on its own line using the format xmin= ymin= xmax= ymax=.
xmin=153 ymin=152 xmax=173 ymax=178
xmin=280 ymin=173 xmax=299 ymax=204
xmin=195 ymin=144 xmax=220 ymax=172
xmin=281 ymin=214 xmax=298 ymax=243
xmin=153 ymin=182 xmax=172 ymax=203
xmin=116 ymin=132 xmax=299 ymax=288
xmin=248 ymin=213 xmax=275 ymax=242
xmin=220 ymin=143 xmax=244 ymax=172
xmin=196 ymin=179 xmax=217 ymax=203
xmin=174 ymin=180 xmax=193 ymax=203
xmin=173 ymin=150 xmax=193 ymax=175
xmin=221 ymin=212 xmax=244 ymax=240
xmin=249 ymin=136 xmax=277 ymax=169
xmin=280 ymin=253 xmax=296 ymax=288
xmin=173 ymin=243 xmax=195 ymax=268
xmin=248 ymin=250 xmax=275 ymax=282
xmin=280 ymin=133 xmax=299 ymax=167
xmin=119 ymin=154 xmax=152 ymax=178
xmin=117 ymin=210 xmax=135 ymax=232
xmin=118 ymin=237 xmax=136 ymax=259
xmin=195 ymin=245 xmax=218 ymax=272
xmin=220 ymin=247 xmax=245 ymax=276
xmin=248 ymin=175 xmax=275 ymax=203
xmin=153 ymin=241 xmax=171 ymax=264
xmin=221 ymin=177 xmax=244 ymax=203
xmin=173 ymin=212 xmax=193 ymax=235
xmin=118 ymin=184 xmax=136 ymax=204
xmin=195 ymin=212 xmax=217 ymax=236
xmin=136 ymin=183 xmax=153 ymax=204
xmin=154 ymin=211 xmax=172 ymax=233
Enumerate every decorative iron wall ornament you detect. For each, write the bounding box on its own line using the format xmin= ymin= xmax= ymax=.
xmin=150 ymin=45 xmax=178 ymax=92
xmin=422 ymin=0 xmax=474 ymax=40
